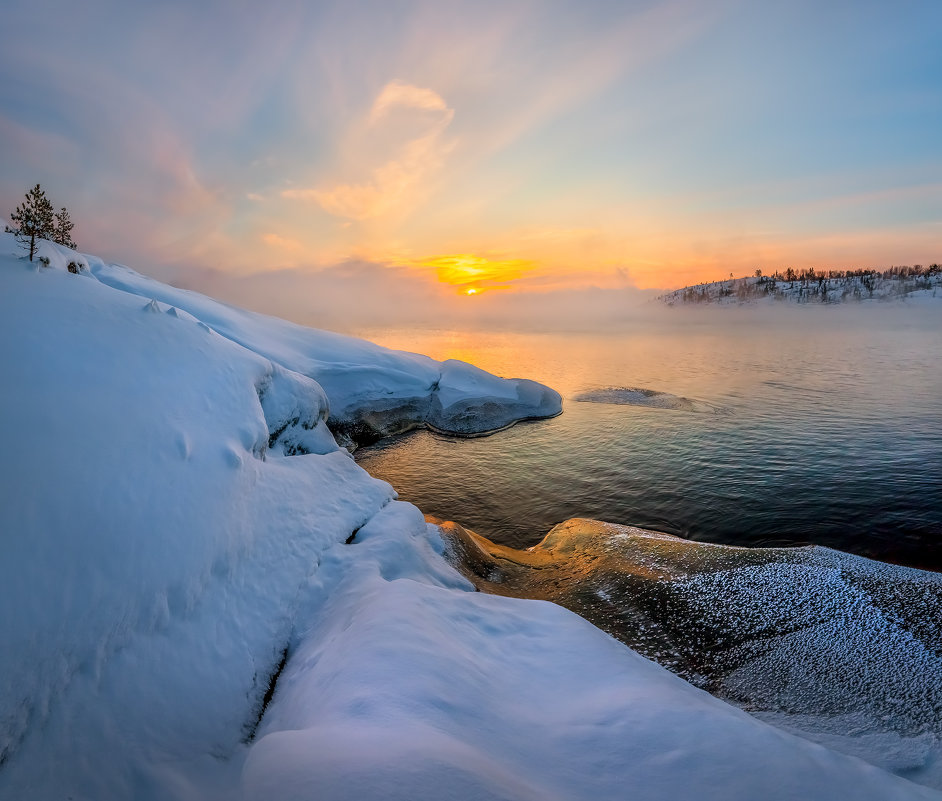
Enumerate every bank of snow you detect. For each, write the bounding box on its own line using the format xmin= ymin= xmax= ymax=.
xmin=0 ymin=235 xmax=937 ymax=800
xmin=80 ymin=253 xmax=560 ymax=446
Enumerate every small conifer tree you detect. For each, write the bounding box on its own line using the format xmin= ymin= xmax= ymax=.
xmin=5 ymin=184 xmax=55 ymax=261
xmin=53 ymin=207 xmax=76 ymax=249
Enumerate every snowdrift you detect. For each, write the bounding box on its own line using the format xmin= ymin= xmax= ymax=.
xmin=0 ymin=234 xmax=938 ymax=800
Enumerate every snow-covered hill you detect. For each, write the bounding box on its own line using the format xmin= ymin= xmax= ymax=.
xmin=660 ymin=267 xmax=942 ymax=306
xmin=1 ymin=234 xmax=938 ymax=800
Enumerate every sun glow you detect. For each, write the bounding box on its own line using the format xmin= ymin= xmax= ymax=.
xmin=418 ymin=253 xmax=534 ymax=294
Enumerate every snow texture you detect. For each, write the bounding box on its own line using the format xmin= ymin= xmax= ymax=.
xmin=0 ymin=230 xmax=938 ymax=800
xmin=427 ymin=359 xmax=562 ymax=435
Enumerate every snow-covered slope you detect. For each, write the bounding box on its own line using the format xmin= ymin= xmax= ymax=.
xmin=76 ymin=253 xmax=560 ymax=446
xmin=0 ymin=235 xmax=938 ymax=800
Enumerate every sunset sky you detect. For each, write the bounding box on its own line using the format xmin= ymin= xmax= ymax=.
xmin=2 ymin=0 xmax=940 ymax=321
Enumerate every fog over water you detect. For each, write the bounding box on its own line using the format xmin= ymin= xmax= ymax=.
xmin=354 ymin=303 xmax=942 ymax=571
xmin=168 ymin=258 xmax=663 ymax=333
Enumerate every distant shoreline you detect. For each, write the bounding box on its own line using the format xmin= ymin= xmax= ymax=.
xmin=661 ymin=266 xmax=942 ymax=306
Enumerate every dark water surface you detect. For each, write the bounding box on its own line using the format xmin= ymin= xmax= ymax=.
xmin=353 ymin=307 xmax=942 ymax=571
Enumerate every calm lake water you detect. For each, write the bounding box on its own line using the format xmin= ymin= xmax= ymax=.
xmin=353 ymin=306 xmax=942 ymax=571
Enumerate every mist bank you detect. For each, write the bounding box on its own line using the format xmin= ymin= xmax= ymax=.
xmin=163 ymin=258 xmax=662 ymax=332
xmin=160 ymin=258 xmax=941 ymax=336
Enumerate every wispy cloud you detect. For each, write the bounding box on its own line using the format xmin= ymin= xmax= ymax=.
xmin=283 ymin=80 xmax=455 ymax=221
xmin=262 ymin=233 xmax=303 ymax=251
xmin=3 ymin=0 xmax=940 ymax=299
xmin=369 ymin=80 xmax=450 ymax=123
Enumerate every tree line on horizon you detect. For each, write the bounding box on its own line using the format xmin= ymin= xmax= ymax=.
xmin=5 ymin=184 xmax=77 ymax=263
xmin=663 ymin=262 xmax=941 ymax=305
xmin=759 ymin=264 xmax=940 ymax=283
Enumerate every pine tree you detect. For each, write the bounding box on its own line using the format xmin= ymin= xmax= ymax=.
xmin=53 ymin=206 xmax=76 ymax=249
xmin=5 ymin=184 xmax=55 ymax=261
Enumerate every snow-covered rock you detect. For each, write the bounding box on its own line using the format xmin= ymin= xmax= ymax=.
xmin=248 ymin=509 xmax=942 ymax=801
xmin=75 ymin=255 xmax=560 ymax=446
xmin=427 ymin=359 xmax=562 ymax=435
xmin=0 ymin=232 xmax=938 ymax=800
xmin=0 ymin=247 xmax=394 ymax=797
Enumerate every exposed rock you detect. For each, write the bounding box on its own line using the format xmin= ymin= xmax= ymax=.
xmin=432 ymin=516 xmax=942 ymax=785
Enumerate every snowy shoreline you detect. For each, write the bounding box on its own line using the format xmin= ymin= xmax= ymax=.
xmin=435 ymin=516 xmax=942 ymax=787
xmin=660 ymin=270 xmax=942 ymax=306
xmin=1 ymin=233 xmax=939 ymax=800
xmin=77 ymin=251 xmax=562 ymax=450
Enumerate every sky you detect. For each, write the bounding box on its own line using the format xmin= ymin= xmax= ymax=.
xmin=1 ymin=0 xmax=940 ymax=327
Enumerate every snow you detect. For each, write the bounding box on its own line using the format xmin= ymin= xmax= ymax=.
xmin=427 ymin=359 xmax=562 ymax=435
xmin=76 ymin=254 xmax=560 ymax=446
xmin=0 ymin=230 xmax=939 ymax=800
xmin=246 ymin=549 xmax=933 ymax=801
xmin=674 ymin=549 xmax=942 ymax=786
xmin=0 ymin=248 xmax=394 ymax=797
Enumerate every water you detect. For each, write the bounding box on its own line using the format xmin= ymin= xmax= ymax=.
xmin=353 ymin=306 xmax=942 ymax=571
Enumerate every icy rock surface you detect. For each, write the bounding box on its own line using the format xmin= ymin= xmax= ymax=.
xmin=242 ymin=509 xmax=941 ymax=801
xmin=573 ymin=386 xmax=719 ymax=413
xmin=436 ymin=516 xmax=942 ymax=789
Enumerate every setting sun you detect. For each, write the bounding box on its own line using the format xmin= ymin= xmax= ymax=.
xmin=418 ymin=253 xmax=534 ymax=293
